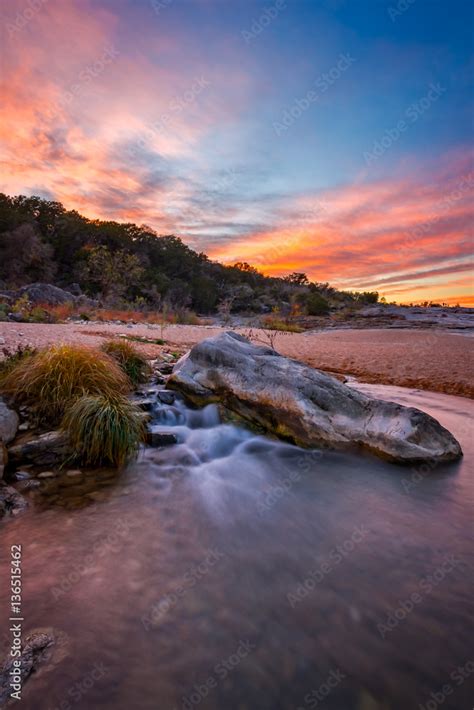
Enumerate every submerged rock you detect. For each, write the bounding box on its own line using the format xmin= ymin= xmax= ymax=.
xmin=147 ymin=431 xmax=178 ymax=447
xmin=168 ymin=332 xmax=463 ymax=464
xmin=157 ymin=390 xmax=175 ymax=405
xmin=0 ymin=483 xmax=28 ymax=519
xmin=0 ymin=630 xmax=55 ymax=704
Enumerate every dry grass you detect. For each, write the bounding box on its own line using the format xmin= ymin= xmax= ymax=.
xmin=1 ymin=344 xmax=130 ymax=425
xmin=62 ymin=394 xmax=145 ymax=467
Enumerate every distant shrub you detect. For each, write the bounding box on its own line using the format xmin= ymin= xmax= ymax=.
xmin=1 ymin=344 xmax=129 ymax=425
xmin=306 ymin=292 xmax=330 ymax=316
xmin=101 ymin=340 xmax=151 ymax=387
xmin=0 ymin=303 xmax=9 ymax=321
xmin=261 ymin=317 xmax=304 ymax=333
xmin=62 ymin=394 xmax=144 ymax=467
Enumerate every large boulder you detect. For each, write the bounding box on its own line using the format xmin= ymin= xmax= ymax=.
xmin=168 ymin=332 xmax=462 ymax=464
xmin=16 ymin=283 xmax=76 ymax=306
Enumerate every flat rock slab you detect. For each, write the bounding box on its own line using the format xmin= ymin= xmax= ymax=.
xmin=168 ymin=331 xmax=462 ymax=464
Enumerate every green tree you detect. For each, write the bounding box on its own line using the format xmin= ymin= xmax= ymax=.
xmin=306 ymin=292 xmax=330 ymax=315
xmin=81 ymin=245 xmax=144 ymax=302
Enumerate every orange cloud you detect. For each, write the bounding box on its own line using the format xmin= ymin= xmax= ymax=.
xmin=208 ymin=154 xmax=474 ymax=305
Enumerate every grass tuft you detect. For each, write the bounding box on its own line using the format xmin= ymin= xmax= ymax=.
xmin=62 ymin=394 xmax=145 ymax=467
xmin=0 ymin=344 xmax=130 ymax=425
xmin=0 ymin=345 xmax=38 ymax=385
xmin=101 ymin=340 xmax=151 ymax=386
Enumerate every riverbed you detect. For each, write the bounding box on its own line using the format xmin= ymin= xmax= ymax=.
xmin=0 ymin=384 xmax=473 ymax=709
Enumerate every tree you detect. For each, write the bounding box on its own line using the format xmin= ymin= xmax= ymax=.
xmin=0 ymin=223 xmax=56 ymax=286
xmin=81 ymin=245 xmax=144 ymax=302
xmin=284 ymin=272 xmax=309 ymax=286
xmin=306 ymin=292 xmax=330 ymax=316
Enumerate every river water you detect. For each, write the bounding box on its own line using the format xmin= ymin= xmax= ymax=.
xmin=0 ymin=384 xmax=473 ymax=710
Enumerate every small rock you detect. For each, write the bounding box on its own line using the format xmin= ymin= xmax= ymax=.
xmin=0 ymin=398 xmax=20 ymax=444
xmin=38 ymin=471 xmax=56 ymax=479
xmin=0 ymin=337 xmax=5 ymax=345
xmin=18 ymin=422 xmax=30 ymax=431
xmin=147 ymin=431 xmax=178 ymax=447
xmin=13 ymin=470 xmax=31 ymax=480
xmin=0 ymin=483 xmax=28 ymax=519
xmin=157 ymin=363 xmax=173 ymax=375
xmin=66 ymin=469 xmax=82 ymax=477
xmin=157 ymin=390 xmax=175 ymax=405
xmin=134 ymin=398 xmax=155 ymax=412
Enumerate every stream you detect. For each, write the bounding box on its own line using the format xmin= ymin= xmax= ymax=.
xmin=0 ymin=383 xmax=473 ymax=710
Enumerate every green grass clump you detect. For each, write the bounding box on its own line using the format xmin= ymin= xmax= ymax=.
xmin=101 ymin=340 xmax=151 ymax=386
xmin=1 ymin=344 xmax=129 ymax=425
xmin=62 ymin=394 xmax=145 ymax=467
xmin=120 ymin=335 xmax=165 ymax=346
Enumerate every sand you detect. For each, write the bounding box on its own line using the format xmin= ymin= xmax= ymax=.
xmin=0 ymin=321 xmax=472 ymax=398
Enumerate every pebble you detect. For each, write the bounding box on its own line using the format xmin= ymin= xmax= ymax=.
xmin=66 ymin=469 xmax=82 ymax=477
xmin=38 ymin=471 xmax=55 ymax=479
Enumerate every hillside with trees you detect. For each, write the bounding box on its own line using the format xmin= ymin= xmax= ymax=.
xmin=0 ymin=193 xmax=379 ymax=315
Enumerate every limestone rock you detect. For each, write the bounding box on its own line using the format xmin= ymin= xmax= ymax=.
xmin=169 ymin=332 xmax=462 ymax=464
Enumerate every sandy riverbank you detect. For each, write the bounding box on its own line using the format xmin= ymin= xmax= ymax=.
xmin=0 ymin=322 xmax=472 ymax=398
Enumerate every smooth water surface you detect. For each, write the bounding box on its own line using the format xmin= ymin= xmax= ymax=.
xmin=0 ymin=385 xmax=473 ymax=710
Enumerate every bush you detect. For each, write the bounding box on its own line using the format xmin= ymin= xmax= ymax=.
xmin=1 ymin=344 xmax=129 ymax=425
xmin=62 ymin=394 xmax=144 ymax=467
xmin=306 ymin=292 xmax=330 ymax=316
xmin=101 ymin=340 xmax=151 ymax=387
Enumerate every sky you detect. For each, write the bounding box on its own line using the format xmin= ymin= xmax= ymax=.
xmin=1 ymin=0 xmax=473 ymax=304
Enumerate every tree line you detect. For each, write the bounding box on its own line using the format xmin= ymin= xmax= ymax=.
xmin=0 ymin=193 xmax=379 ymax=314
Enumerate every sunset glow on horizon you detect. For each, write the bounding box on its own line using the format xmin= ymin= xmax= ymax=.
xmin=1 ymin=0 xmax=473 ymax=304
